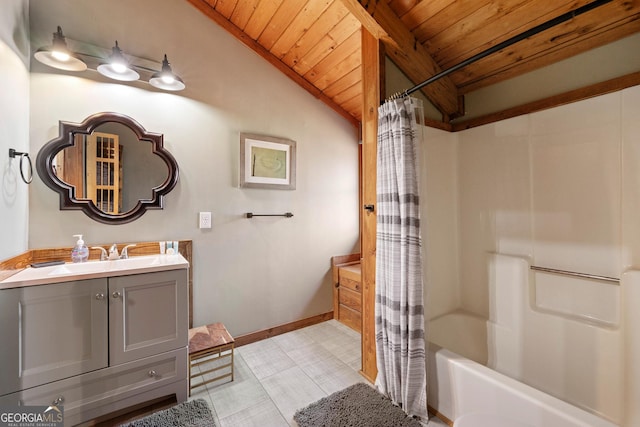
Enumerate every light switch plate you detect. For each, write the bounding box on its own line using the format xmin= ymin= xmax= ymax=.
xmin=199 ymin=212 xmax=212 ymax=229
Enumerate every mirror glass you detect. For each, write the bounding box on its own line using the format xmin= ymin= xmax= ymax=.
xmin=53 ymin=123 xmax=168 ymax=214
xmin=36 ymin=112 xmax=179 ymax=224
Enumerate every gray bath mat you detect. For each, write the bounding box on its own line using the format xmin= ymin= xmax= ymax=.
xmin=294 ymin=382 xmax=423 ymax=427
xmin=119 ymin=398 xmax=216 ymax=427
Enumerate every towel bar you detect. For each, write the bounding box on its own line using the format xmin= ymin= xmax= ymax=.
xmin=530 ymin=265 xmax=619 ymax=284
xmin=245 ymin=212 xmax=293 ymax=218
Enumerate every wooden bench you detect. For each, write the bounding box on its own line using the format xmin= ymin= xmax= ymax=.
xmin=188 ymin=323 xmax=234 ymax=395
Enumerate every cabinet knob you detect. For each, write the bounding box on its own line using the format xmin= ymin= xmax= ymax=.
xmin=148 ymin=370 xmax=157 ymax=378
xmin=112 ymin=291 xmax=121 ymax=299
xmin=52 ymin=396 xmax=64 ymax=405
xmin=95 ymin=293 xmax=105 ymax=300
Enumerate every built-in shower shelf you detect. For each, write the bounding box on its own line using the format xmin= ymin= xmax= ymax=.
xmin=532 ymin=269 xmax=620 ymax=328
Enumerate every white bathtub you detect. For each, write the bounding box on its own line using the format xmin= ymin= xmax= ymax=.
xmin=427 ymin=311 xmax=617 ymax=427
xmin=425 ymin=252 xmax=632 ymax=425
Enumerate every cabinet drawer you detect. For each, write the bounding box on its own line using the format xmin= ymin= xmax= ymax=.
xmin=339 ymin=287 xmax=361 ymax=312
xmin=338 ymin=305 xmax=361 ymax=332
xmin=338 ymin=264 xmax=361 ymax=292
xmin=0 ymin=348 xmax=187 ymax=425
xmin=339 ymin=276 xmax=361 ymax=292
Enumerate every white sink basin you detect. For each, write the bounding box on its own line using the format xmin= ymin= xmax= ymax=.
xmin=1 ymin=254 xmax=188 ymax=288
xmin=47 ymin=255 xmax=164 ymax=275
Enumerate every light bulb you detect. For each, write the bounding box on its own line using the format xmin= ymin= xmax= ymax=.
xmin=149 ymin=54 xmax=185 ymax=91
xmin=97 ymin=41 xmax=140 ymax=81
xmin=111 ymin=62 xmax=127 ymax=74
xmin=51 ymin=50 xmax=70 ymax=62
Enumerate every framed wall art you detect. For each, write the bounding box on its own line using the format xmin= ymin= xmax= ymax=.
xmin=240 ymin=133 xmax=296 ymax=190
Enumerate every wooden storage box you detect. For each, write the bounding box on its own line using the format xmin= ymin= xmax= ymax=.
xmin=331 ymin=254 xmax=362 ymax=332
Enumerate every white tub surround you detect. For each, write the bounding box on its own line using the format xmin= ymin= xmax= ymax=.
xmin=428 ymin=253 xmax=624 ymax=425
xmin=622 ymin=270 xmax=640 ymax=426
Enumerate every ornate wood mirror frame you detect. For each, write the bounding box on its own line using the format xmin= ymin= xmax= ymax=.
xmin=36 ymin=112 xmax=179 ymax=224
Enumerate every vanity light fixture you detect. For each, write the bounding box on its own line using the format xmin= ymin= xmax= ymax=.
xmin=97 ymin=41 xmax=140 ymax=81
xmin=149 ymin=54 xmax=185 ymax=91
xmin=34 ymin=27 xmax=186 ymax=91
xmin=33 ymin=26 xmax=87 ymax=72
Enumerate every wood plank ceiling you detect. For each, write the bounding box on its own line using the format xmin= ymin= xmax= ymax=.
xmin=187 ymin=0 xmax=640 ymax=126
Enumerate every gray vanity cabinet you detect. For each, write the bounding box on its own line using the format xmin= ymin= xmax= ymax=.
xmin=0 ymin=268 xmax=188 ymax=426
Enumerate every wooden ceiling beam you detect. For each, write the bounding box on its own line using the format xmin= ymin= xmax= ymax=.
xmin=339 ymin=0 xmax=461 ymax=117
xmin=458 ymin=12 xmax=640 ymax=93
xmin=186 ymin=0 xmax=360 ymax=127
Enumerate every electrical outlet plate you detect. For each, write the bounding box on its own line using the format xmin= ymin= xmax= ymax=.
xmin=199 ymin=212 xmax=212 ymax=229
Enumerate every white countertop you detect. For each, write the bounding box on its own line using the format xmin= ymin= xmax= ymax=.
xmin=0 ymin=254 xmax=189 ymax=289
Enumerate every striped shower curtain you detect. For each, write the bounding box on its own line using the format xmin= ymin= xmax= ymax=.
xmin=375 ymin=96 xmax=427 ymax=420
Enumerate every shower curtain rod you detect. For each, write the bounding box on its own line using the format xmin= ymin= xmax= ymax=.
xmin=388 ymin=0 xmax=613 ymax=101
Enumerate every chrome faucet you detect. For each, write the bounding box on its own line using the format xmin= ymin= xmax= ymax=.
xmin=91 ymin=246 xmax=108 ymax=261
xmin=120 ymin=244 xmax=137 ymax=259
xmin=91 ymin=244 xmax=137 ymax=261
xmin=108 ymin=244 xmax=120 ymax=260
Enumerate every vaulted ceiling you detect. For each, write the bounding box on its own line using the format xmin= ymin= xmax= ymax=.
xmin=187 ymin=0 xmax=640 ymax=127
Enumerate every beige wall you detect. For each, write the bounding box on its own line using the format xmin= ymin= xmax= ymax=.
xmin=22 ymin=0 xmax=360 ymax=336
xmin=0 ymin=0 xmax=30 ymax=261
xmin=460 ymin=33 xmax=640 ymax=121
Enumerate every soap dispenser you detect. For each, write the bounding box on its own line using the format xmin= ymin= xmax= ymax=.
xmin=71 ymin=234 xmax=89 ymax=263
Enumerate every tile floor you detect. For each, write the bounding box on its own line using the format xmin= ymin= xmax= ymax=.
xmin=189 ymin=319 xmax=448 ymax=426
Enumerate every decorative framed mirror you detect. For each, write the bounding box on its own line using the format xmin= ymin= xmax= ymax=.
xmin=36 ymin=112 xmax=179 ymax=224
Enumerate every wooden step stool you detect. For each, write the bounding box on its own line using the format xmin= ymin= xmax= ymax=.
xmin=188 ymin=323 xmax=234 ymax=395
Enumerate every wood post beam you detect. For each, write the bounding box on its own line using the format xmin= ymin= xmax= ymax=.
xmin=340 ymin=0 xmax=461 ymax=118
xmin=359 ymin=28 xmax=379 ymax=383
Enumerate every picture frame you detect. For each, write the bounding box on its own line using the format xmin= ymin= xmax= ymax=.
xmin=240 ymin=133 xmax=296 ymax=190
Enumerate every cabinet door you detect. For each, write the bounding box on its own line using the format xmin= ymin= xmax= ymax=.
xmin=0 ymin=279 xmax=108 ymax=396
xmin=109 ymin=269 xmax=188 ymax=365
